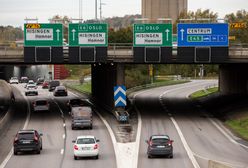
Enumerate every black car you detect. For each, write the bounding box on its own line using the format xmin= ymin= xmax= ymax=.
xmin=48 ymin=80 xmax=60 ymax=92
xmin=13 ymin=130 xmax=43 ymax=155
xmin=53 ymin=86 xmax=68 ymax=96
xmin=146 ymin=135 xmax=173 ymax=158
xmin=20 ymin=77 xmax=29 ymax=83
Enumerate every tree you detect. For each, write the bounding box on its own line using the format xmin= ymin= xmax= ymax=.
xmin=225 ymin=10 xmax=248 ymax=44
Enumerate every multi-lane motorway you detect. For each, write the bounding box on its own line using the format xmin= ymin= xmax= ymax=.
xmin=1 ymin=84 xmax=116 ymax=168
xmin=0 ymin=80 xmax=248 ymax=168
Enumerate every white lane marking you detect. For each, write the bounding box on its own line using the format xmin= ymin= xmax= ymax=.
xmin=170 ymin=116 xmax=200 ymax=168
xmin=62 ymin=134 xmax=65 ymax=139
xmin=208 ymin=117 xmax=248 ymax=149
xmin=158 ymin=83 xmax=209 ymax=168
xmin=60 ymin=149 xmax=64 ymax=155
xmin=132 ymin=108 xmax=142 ymax=168
xmin=63 ymin=123 xmax=66 ymax=127
xmin=0 ymin=87 xmax=31 ymax=168
xmin=193 ymin=151 xmax=245 ymax=168
xmin=69 ymin=90 xmax=143 ymax=168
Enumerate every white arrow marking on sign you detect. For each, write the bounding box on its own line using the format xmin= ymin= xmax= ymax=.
xmin=56 ymin=29 xmax=60 ymax=41
xmin=72 ymin=29 xmax=76 ymax=41
xmin=115 ymin=97 xmax=127 ymax=106
xmin=114 ymin=87 xmax=126 ymax=96
xmin=180 ymin=29 xmax=185 ymax=41
xmin=165 ymin=29 xmax=170 ymax=41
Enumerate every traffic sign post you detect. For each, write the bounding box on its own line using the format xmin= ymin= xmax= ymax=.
xmin=177 ymin=23 xmax=229 ymax=47
xmin=24 ymin=23 xmax=63 ymax=63
xmin=133 ymin=24 xmax=173 ymax=63
xmin=177 ymin=23 xmax=229 ymax=63
xmin=69 ymin=23 xmax=108 ymax=47
xmin=24 ymin=23 xmax=63 ymax=46
xmin=133 ymin=24 xmax=172 ymax=47
xmin=68 ymin=23 xmax=108 ymax=63
xmin=114 ymin=85 xmax=127 ymax=107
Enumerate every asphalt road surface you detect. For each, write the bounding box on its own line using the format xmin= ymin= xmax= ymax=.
xmin=133 ymin=80 xmax=248 ymax=168
xmin=3 ymin=84 xmax=116 ymax=168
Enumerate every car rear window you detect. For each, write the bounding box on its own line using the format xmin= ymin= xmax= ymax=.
xmin=18 ymin=133 xmax=34 ymax=140
xmin=36 ymin=100 xmax=47 ymax=105
xmin=77 ymin=138 xmax=95 ymax=144
xmin=151 ymin=138 xmax=169 ymax=143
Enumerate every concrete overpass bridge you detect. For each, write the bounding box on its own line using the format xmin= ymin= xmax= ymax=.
xmin=0 ymin=44 xmax=248 ymax=111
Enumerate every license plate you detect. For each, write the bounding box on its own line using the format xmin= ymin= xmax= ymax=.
xmin=82 ymin=147 xmax=91 ymax=150
xmin=22 ymin=141 xmax=31 ymax=144
xmin=157 ymin=146 xmax=165 ymax=148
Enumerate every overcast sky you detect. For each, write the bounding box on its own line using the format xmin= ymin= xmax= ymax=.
xmin=0 ymin=0 xmax=247 ymax=27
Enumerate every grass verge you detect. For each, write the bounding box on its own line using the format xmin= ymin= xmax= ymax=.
xmin=226 ymin=117 xmax=248 ymax=141
xmin=189 ymin=87 xmax=218 ymax=99
xmin=66 ymin=82 xmax=91 ymax=94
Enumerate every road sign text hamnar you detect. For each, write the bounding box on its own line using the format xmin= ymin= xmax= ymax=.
xmin=69 ymin=23 xmax=108 ymax=46
xmin=24 ymin=23 xmax=63 ymax=46
xmin=133 ymin=24 xmax=172 ymax=47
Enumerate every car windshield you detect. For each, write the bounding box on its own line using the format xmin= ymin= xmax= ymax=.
xmin=36 ymin=100 xmax=47 ymax=105
xmin=11 ymin=77 xmax=17 ymax=80
xmin=18 ymin=133 xmax=34 ymax=140
xmin=77 ymin=138 xmax=95 ymax=144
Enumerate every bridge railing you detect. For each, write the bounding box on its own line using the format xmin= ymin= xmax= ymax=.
xmin=229 ymin=43 xmax=248 ymax=59
xmin=108 ymin=43 xmax=133 ymax=61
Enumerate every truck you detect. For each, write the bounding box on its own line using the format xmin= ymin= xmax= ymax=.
xmin=70 ymin=106 xmax=93 ymax=130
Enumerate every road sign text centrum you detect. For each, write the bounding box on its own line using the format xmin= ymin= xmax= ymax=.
xmin=69 ymin=23 xmax=108 ymax=47
xmin=133 ymin=24 xmax=172 ymax=47
xmin=24 ymin=23 xmax=63 ymax=47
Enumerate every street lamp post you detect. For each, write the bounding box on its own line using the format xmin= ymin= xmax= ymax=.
xmin=99 ymin=0 xmax=106 ymax=21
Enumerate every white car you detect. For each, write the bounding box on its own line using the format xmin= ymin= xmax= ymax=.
xmin=9 ymin=77 xmax=19 ymax=84
xmin=25 ymin=84 xmax=38 ymax=96
xmin=33 ymin=99 xmax=50 ymax=112
xmin=24 ymin=80 xmax=35 ymax=88
xmin=73 ymin=135 xmax=99 ymax=160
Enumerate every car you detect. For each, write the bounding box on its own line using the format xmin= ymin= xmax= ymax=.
xmin=42 ymin=80 xmax=49 ymax=89
xmin=25 ymin=84 xmax=38 ymax=96
xmin=20 ymin=77 xmax=29 ymax=83
xmin=24 ymin=80 xmax=35 ymax=88
xmin=36 ymin=78 xmax=44 ymax=85
xmin=67 ymin=98 xmax=91 ymax=112
xmin=48 ymin=80 xmax=60 ymax=92
xmin=53 ymin=86 xmax=68 ymax=96
xmin=72 ymin=135 xmax=99 ymax=160
xmin=71 ymin=106 xmax=93 ymax=130
xmin=33 ymin=99 xmax=50 ymax=112
xmin=146 ymin=135 xmax=174 ymax=159
xmin=9 ymin=77 xmax=19 ymax=84
xmin=13 ymin=129 xmax=43 ymax=155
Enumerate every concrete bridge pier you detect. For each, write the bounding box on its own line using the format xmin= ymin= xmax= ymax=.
xmin=219 ymin=64 xmax=248 ymax=95
xmin=91 ymin=63 xmax=125 ymax=111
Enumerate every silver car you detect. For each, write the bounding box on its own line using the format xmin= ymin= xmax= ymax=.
xmin=25 ymin=84 xmax=38 ymax=96
xmin=33 ymin=99 xmax=50 ymax=112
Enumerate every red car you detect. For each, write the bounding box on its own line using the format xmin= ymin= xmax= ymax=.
xmin=42 ymin=80 xmax=49 ymax=89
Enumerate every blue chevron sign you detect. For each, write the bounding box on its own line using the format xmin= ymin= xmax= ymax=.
xmin=114 ymin=85 xmax=127 ymax=107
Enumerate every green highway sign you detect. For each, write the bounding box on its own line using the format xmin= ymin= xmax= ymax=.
xmin=69 ymin=23 xmax=108 ymax=47
xmin=24 ymin=23 xmax=63 ymax=46
xmin=133 ymin=24 xmax=172 ymax=47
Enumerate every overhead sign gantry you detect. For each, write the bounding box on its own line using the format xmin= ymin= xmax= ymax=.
xmin=177 ymin=23 xmax=229 ymax=63
xmin=68 ymin=23 xmax=108 ymax=63
xmin=24 ymin=22 xmax=64 ymax=63
xmin=133 ymin=23 xmax=173 ymax=63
